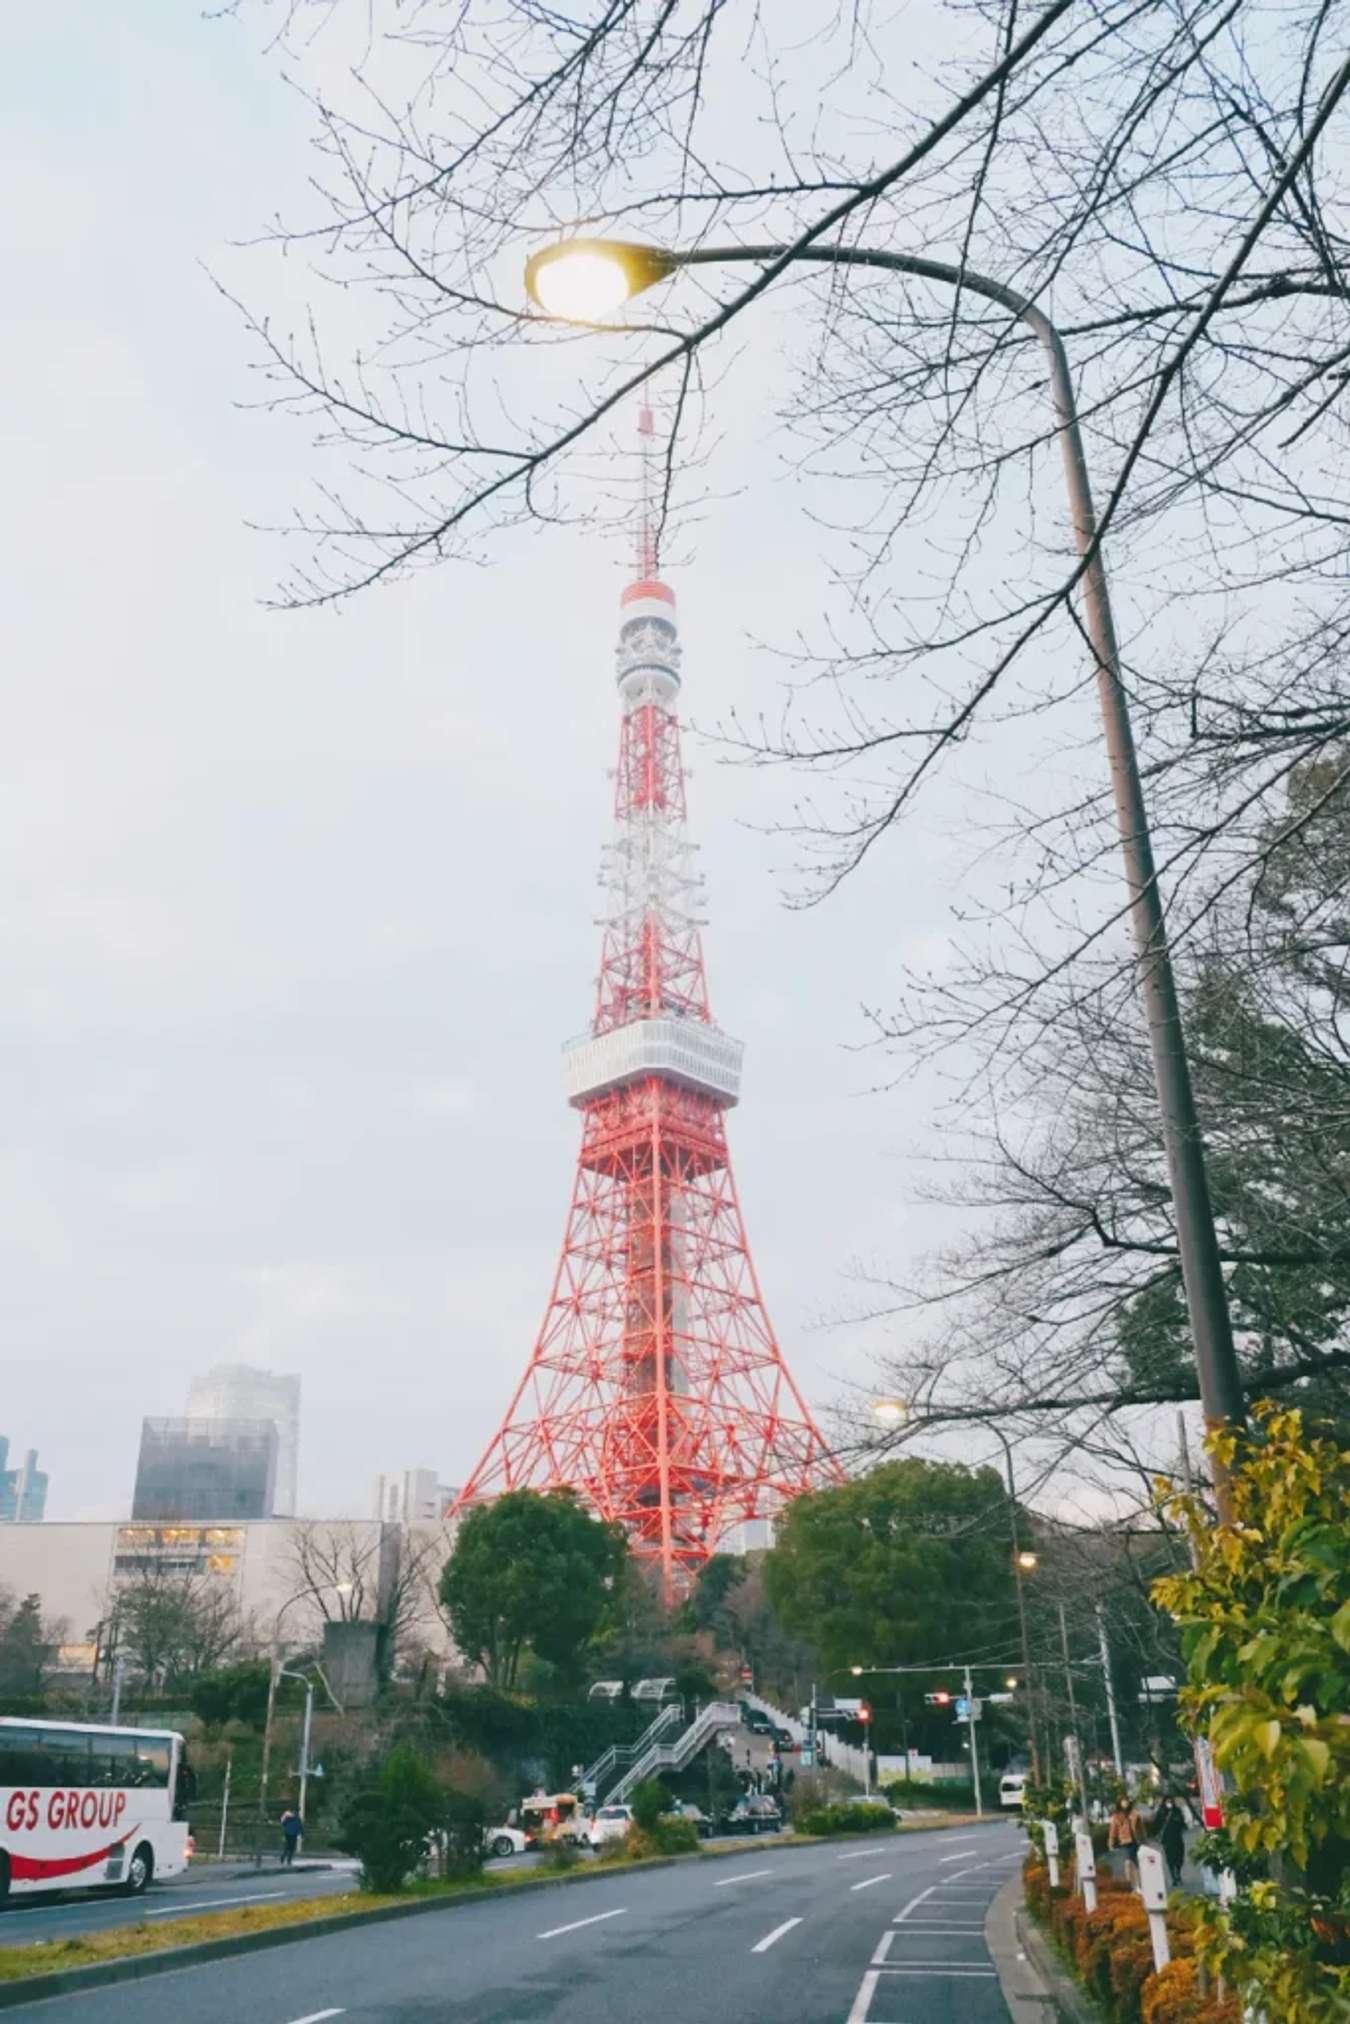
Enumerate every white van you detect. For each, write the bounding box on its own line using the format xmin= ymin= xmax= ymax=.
xmin=999 ymin=1772 xmax=1028 ymax=1809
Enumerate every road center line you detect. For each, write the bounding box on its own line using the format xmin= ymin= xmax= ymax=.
xmin=714 ymin=1868 xmax=774 ymax=1886
xmin=850 ymin=1872 xmax=892 ymax=1893
xmin=751 ymin=1916 xmax=802 ymax=1953
xmin=836 ymin=1845 xmax=890 ymax=1861
xmin=846 ymin=1967 xmax=880 ymax=2024
xmin=536 ymin=1907 xmax=627 ymax=1940
xmin=938 ymin=1846 xmax=981 ymax=1862
xmin=148 ymin=1891 xmax=286 ymax=1917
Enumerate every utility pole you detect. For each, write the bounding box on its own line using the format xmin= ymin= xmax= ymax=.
xmin=963 ymin=1664 xmax=984 ymax=1818
xmin=109 ymin=1653 xmax=126 ymax=1726
xmin=1060 ymin=1602 xmax=1089 ymax=1820
xmin=1096 ymin=1604 xmax=1125 ymax=1780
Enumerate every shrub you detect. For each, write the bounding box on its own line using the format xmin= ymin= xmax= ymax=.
xmin=1140 ymin=1958 xmax=1241 ymax=2024
xmin=795 ymin=1801 xmax=897 ymax=1837
xmin=881 ymin=1777 xmax=977 ymax=1812
xmin=539 ymin=1837 xmax=580 ymax=1872
xmin=440 ymin=1787 xmax=486 ymax=1880
xmin=629 ymin=1779 xmax=673 ymax=1834
xmin=336 ymin=1745 xmax=445 ymax=1893
xmin=616 ymin=1815 xmax=701 ymax=1860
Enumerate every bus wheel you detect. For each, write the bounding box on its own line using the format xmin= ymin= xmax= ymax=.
xmin=124 ymin=1844 xmax=154 ymax=1896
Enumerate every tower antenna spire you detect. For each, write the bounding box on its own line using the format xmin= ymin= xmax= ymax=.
xmin=637 ymin=403 xmax=658 ymax=583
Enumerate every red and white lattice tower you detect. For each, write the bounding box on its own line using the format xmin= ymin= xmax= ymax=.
xmin=453 ymin=414 xmax=841 ymax=1593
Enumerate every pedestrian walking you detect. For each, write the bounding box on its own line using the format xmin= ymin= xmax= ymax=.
xmin=279 ymin=1807 xmax=302 ymax=1866
xmin=1107 ymin=1793 xmax=1145 ymax=1886
xmin=1151 ymin=1792 xmax=1189 ymax=1890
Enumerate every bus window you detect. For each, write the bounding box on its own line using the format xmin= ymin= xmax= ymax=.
xmin=38 ymin=1730 xmax=92 ymax=1787
xmin=0 ymin=1725 xmax=43 ymax=1786
xmin=129 ymin=1736 xmax=172 ymax=1788
xmin=89 ymin=1733 xmax=138 ymax=1787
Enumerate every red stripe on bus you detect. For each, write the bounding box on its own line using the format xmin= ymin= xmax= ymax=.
xmin=8 ymin=1831 xmax=134 ymax=1881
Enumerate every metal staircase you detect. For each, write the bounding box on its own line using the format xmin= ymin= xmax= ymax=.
xmin=579 ymin=1701 xmax=685 ymax=1803
xmin=609 ymin=1701 xmax=743 ymax=1804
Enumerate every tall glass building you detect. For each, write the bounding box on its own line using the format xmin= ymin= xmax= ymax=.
xmin=0 ymin=1438 xmax=48 ymax=1521
xmin=185 ymin=1365 xmax=300 ymax=1514
xmin=131 ymin=1417 xmax=278 ymax=1521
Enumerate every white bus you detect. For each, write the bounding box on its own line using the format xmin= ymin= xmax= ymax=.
xmin=0 ymin=1718 xmax=193 ymax=1900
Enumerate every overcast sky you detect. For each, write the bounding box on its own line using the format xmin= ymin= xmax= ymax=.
xmin=2 ymin=2 xmax=1101 ymax=1522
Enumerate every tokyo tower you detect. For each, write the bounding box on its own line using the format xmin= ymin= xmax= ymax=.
xmin=453 ymin=417 xmax=840 ymax=1592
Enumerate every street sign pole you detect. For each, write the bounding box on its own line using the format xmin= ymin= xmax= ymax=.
xmin=963 ymin=1665 xmax=984 ymax=1818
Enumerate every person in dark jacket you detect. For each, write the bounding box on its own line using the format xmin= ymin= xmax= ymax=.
xmin=279 ymin=1808 xmax=302 ymax=1866
xmin=1151 ymin=1792 xmax=1188 ymax=1888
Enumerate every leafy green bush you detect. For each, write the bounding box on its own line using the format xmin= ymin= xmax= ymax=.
xmin=629 ymin=1778 xmax=673 ymax=1834
xmin=882 ymin=1777 xmax=978 ymax=1812
xmin=336 ymin=1745 xmax=446 ymax=1893
xmin=795 ymin=1801 xmax=897 ymax=1837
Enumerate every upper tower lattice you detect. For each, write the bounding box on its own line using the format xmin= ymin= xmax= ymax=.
xmin=452 ymin=416 xmax=841 ymax=1592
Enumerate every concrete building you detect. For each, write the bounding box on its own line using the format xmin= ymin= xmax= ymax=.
xmin=0 ymin=1515 xmax=458 ymax=1665
xmin=186 ymin=1364 xmax=301 ymax=1515
xmin=0 ymin=1438 xmax=48 ymax=1522
xmin=132 ymin=1417 xmax=278 ymax=1522
xmin=372 ymin=1468 xmax=458 ymax=1524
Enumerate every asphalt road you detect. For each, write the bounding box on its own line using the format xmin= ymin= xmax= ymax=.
xmin=0 ymin=1859 xmax=368 ymax=1946
xmin=0 ymin=1818 xmax=1024 ymax=2023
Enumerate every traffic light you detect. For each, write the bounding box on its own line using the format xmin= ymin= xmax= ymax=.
xmin=858 ymin=1703 xmax=871 ymax=1724
xmin=924 ymin=1690 xmax=952 ymax=1707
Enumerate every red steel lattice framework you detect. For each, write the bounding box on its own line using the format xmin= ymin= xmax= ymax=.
xmin=453 ymin=428 xmax=841 ymax=1591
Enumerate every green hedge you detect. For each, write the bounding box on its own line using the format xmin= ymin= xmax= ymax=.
xmin=796 ymin=1801 xmax=897 ymax=1836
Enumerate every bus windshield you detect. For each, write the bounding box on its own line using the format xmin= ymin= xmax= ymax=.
xmin=0 ymin=1719 xmax=190 ymax=1899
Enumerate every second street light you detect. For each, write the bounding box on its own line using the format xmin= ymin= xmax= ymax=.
xmin=525 ymin=234 xmax=1249 ymax=1509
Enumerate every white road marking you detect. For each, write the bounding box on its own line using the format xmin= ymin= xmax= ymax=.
xmin=148 ymin=1891 xmax=286 ymax=1917
xmin=850 ymin=1872 xmax=892 ymax=1893
xmin=891 ymin=1923 xmax=986 ymax=1933
xmin=836 ymin=1846 xmax=890 ymax=1861
xmin=751 ymin=1916 xmax=802 ymax=1953
xmin=893 ymin=1884 xmax=937 ymax=1923
xmin=871 ymin=1929 xmax=895 ymax=1966
xmin=877 ymin=1966 xmax=997 ymax=1977
xmin=938 ymin=1846 xmax=981 ymax=1862
xmin=285 ymin=2012 xmax=346 ymax=2024
xmin=846 ymin=1968 xmax=880 ymax=2024
xmin=713 ymin=1868 xmax=774 ymax=1886
xmin=536 ymin=1907 xmax=627 ymax=1940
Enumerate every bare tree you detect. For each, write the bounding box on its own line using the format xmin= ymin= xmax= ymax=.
xmin=282 ymin=1519 xmax=452 ymax=1665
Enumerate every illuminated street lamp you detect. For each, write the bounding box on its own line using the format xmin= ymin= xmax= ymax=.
xmin=524 ymin=232 xmax=1248 ymax=1504
xmin=1016 ymin=1549 xmax=1039 ymax=1573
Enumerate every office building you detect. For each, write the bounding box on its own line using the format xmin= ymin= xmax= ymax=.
xmin=186 ymin=1364 xmax=300 ymax=1514
xmin=131 ymin=1417 xmax=278 ymax=1522
xmin=0 ymin=1439 xmax=48 ymax=1522
xmin=372 ymin=1468 xmax=458 ymax=1524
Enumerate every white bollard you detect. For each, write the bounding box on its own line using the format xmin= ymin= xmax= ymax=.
xmin=1043 ymin=1819 xmax=1061 ymax=1890
xmin=1138 ymin=1845 xmax=1172 ymax=1971
xmin=1074 ymin=1829 xmax=1098 ymax=1913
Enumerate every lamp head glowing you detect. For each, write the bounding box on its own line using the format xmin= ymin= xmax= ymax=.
xmin=1015 ymin=1550 xmax=1039 ymax=1573
xmin=524 ymin=238 xmax=678 ymax=321
xmin=871 ymin=1396 xmax=909 ymax=1426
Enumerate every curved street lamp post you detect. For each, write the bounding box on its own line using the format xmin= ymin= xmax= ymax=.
xmin=524 ymin=237 xmax=1248 ymax=1511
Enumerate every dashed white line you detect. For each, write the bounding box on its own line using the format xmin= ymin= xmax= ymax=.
xmin=285 ymin=2012 xmax=345 ymax=2024
xmin=877 ymin=1966 xmax=997 ymax=1978
xmin=836 ymin=1845 xmax=890 ymax=1861
xmin=714 ymin=1868 xmax=774 ymax=1887
xmin=938 ymin=1846 xmax=981 ymax=1862
xmin=751 ymin=1916 xmax=802 ymax=1953
xmin=148 ymin=1891 xmax=286 ymax=1917
xmin=536 ymin=1907 xmax=627 ymax=1940
xmin=850 ymin=1872 xmax=892 ymax=1893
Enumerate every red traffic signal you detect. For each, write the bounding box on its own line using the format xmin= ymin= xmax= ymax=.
xmin=924 ymin=1691 xmax=952 ymax=1707
xmin=858 ymin=1703 xmax=871 ymax=1723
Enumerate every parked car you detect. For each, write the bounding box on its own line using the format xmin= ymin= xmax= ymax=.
xmin=484 ymin=1824 xmax=532 ymax=1858
xmin=720 ymin=1794 xmax=784 ymax=1835
xmin=675 ymin=1804 xmax=713 ymax=1839
xmin=587 ymin=1804 xmax=634 ymax=1849
xmin=999 ymin=1772 xmax=1028 ymax=1809
xmin=738 ymin=1701 xmax=776 ymax=1736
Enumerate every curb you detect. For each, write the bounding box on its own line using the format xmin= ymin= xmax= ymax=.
xmin=0 ymin=1813 xmax=999 ymax=2010
xmin=1015 ymin=1902 xmax=1102 ymax=2024
xmin=985 ymin=1874 xmax=1059 ymax=2021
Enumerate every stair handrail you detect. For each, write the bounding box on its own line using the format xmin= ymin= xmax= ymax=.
xmin=581 ymin=1699 xmax=684 ymax=1798
xmin=610 ymin=1699 xmax=743 ymax=1803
